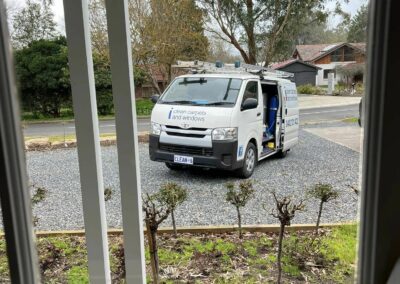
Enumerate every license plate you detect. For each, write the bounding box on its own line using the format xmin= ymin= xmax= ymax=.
xmin=174 ymin=155 xmax=193 ymax=165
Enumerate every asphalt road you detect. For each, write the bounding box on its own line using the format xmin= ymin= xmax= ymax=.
xmin=23 ymin=104 xmax=359 ymax=137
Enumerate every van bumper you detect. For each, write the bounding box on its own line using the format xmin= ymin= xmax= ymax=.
xmin=149 ymin=134 xmax=243 ymax=170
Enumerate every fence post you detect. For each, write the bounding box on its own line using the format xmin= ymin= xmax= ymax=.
xmin=63 ymin=0 xmax=111 ymax=283
xmin=105 ymin=0 xmax=146 ymax=282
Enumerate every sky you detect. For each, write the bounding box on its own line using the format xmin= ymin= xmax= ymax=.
xmin=6 ymin=0 xmax=368 ymax=35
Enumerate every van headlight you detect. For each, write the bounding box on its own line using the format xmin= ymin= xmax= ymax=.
xmin=151 ymin=122 xmax=162 ymax=135
xmin=212 ymin=127 xmax=238 ymax=141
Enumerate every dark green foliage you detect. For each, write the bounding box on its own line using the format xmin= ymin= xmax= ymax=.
xmin=159 ymin=182 xmax=187 ymax=212
xmin=347 ymin=5 xmax=368 ymax=43
xmin=31 ymin=186 xmax=48 ymax=205
xmin=159 ymin=182 xmax=187 ymax=236
xmin=11 ymin=0 xmax=57 ymax=49
xmin=226 ymin=180 xmax=255 ymax=208
xmin=92 ymin=54 xmax=113 ymax=115
xmin=307 ymin=183 xmax=339 ymax=203
xmin=307 ymin=183 xmax=339 ymax=234
xmin=14 ymin=37 xmax=71 ymax=117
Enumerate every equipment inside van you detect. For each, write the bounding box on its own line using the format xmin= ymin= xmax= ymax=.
xmin=149 ymin=61 xmax=299 ymax=178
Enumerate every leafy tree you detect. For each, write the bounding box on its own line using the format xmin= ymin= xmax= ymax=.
xmin=135 ymin=0 xmax=209 ymax=92
xmin=200 ymin=0 xmax=332 ymax=65
xmin=225 ymin=180 xmax=255 ymax=239
xmin=307 ymin=183 xmax=339 ymax=234
xmin=92 ymin=53 xmax=113 ymax=115
xmin=11 ymin=0 xmax=57 ymax=49
xmin=347 ymin=4 xmax=368 ymax=43
xmin=159 ymin=182 xmax=187 ymax=237
xmin=14 ymin=37 xmax=71 ymax=117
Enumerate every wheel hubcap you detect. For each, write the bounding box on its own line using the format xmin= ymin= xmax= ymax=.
xmin=245 ymin=148 xmax=255 ymax=172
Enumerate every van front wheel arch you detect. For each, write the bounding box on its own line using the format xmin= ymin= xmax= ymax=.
xmin=236 ymin=142 xmax=257 ymax=178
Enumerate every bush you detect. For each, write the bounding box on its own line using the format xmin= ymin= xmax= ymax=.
xmin=297 ymin=84 xmax=314 ymax=94
xmin=136 ymin=99 xmax=154 ymax=116
xmin=297 ymin=84 xmax=327 ymax=95
xmin=15 ymin=37 xmax=71 ymax=117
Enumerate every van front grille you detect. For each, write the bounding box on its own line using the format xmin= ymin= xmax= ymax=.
xmin=159 ymin=143 xmax=213 ymax=156
xmin=165 ymin=132 xmax=206 ymax=138
xmin=165 ymin=125 xmax=208 ymax=131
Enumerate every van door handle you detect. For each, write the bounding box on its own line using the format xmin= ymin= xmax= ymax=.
xmin=257 ymin=112 xmax=261 ymax=116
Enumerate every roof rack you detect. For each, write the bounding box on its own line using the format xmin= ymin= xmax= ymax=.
xmin=172 ymin=60 xmax=294 ymax=79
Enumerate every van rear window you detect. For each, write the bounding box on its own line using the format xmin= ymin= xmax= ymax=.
xmin=159 ymin=77 xmax=242 ymax=107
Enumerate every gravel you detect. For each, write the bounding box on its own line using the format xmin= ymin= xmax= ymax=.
xmin=20 ymin=127 xmax=360 ymax=231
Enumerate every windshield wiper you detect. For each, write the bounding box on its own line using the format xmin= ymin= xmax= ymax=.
xmin=161 ymin=100 xmax=197 ymax=105
xmin=203 ymin=102 xmax=234 ymax=106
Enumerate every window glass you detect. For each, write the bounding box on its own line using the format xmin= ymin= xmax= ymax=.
xmin=242 ymin=81 xmax=258 ymax=104
xmin=344 ymin=46 xmax=355 ymax=61
xmin=159 ymin=77 xmax=242 ymax=107
xmin=324 ymin=69 xmax=336 ymax=79
xmin=331 ymin=49 xmax=342 ymax=62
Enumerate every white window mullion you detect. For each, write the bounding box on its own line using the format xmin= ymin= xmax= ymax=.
xmin=63 ymin=0 xmax=111 ymax=283
xmin=104 ymin=0 xmax=146 ymax=282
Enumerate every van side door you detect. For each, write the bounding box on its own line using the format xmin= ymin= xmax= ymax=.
xmin=280 ymin=82 xmax=299 ymax=151
xmin=236 ymin=80 xmax=263 ymax=161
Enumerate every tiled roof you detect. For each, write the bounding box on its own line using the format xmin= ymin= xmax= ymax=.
xmin=294 ymin=42 xmax=366 ymax=62
xmin=270 ymin=59 xmax=320 ymax=70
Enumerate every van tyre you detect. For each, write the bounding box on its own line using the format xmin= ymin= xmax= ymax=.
xmin=277 ymin=150 xmax=288 ymax=158
xmin=237 ymin=142 xmax=256 ymax=178
xmin=165 ymin=162 xmax=184 ymax=170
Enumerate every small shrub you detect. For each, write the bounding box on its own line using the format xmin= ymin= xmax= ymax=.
xmin=297 ymin=84 xmax=327 ymax=95
xmin=158 ymin=182 xmax=187 ymax=237
xmin=142 ymin=192 xmax=172 ymax=283
xmin=297 ymin=84 xmax=314 ymax=94
xmin=267 ymin=192 xmax=305 ymax=284
xmin=307 ymin=183 xmax=339 ymax=234
xmin=225 ymin=180 xmax=255 ymax=239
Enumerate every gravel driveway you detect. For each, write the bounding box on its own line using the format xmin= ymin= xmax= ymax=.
xmin=23 ymin=127 xmax=360 ymax=231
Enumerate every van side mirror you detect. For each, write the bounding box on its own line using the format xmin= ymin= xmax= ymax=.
xmin=241 ymin=98 xmax=258 ymax=111
xmin=150 ymin=94 xmax=160 ymax=103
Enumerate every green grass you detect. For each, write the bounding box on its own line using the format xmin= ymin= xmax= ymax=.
xmin=343 ymin=117 xmax=359 ymax=123
xmin=22 ymin=99 xmax=154 ymax=123
xmin=0 ymin=226 xmax=358 ymax=283
xmin=25 ymin=133 xmax=116 ymax=143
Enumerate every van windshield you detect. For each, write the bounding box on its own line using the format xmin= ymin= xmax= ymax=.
xmin=159 ymin=77 xmax=242 ymax=107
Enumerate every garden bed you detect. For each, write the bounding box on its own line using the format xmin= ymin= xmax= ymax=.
xmin=0 ymin=225 xmax=357 ymax=283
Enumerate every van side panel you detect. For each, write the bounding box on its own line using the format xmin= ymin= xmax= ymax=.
xmin=280 ymin=82 xmax=299 ymax=151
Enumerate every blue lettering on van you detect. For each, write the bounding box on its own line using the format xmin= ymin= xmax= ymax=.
xmin=238 ymin=145 xmax=243 ymax=157
xmin=168 ymin=108 xmax=174 ymax=119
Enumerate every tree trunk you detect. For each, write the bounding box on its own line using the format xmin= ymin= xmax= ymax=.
xmin=146 ymin=222 xmax=159 ymax=284
xmin=316 ymin=201 xmax=324 ymax=235
xmin=236 ymin=206 xmax=242 ymax=239
xmin=171 ymin=209 xmax=177 ymax=237
xmin=277 ymin=222 xmax=285 ymax=284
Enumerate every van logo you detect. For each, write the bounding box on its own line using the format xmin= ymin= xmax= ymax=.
xmin=168 ymin=107 xmax=174 ymax=119
xmin=181 ymin=123 xmax=190 ymax=129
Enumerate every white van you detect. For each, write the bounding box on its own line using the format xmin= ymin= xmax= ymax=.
xmin=149 ymin=63 xmax=299 ymax=178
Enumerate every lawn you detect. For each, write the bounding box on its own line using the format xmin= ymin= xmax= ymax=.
xmin=0 ymin=225 xmax=357 ymax=283
xmin=21 ymin=98 xmax=154 ymax=123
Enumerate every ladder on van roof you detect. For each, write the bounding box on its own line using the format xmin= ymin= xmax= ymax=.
xmin=172 ymin=60 xmax=294 ymax=79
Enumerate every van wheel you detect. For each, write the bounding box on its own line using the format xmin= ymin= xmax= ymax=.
xmin=165 ymin=162 xmax=184 ymax=170
xmin=237 ymin=143 xmax=257 ymax=178
xmin=277 ymin=150 xmax=288 ymax=158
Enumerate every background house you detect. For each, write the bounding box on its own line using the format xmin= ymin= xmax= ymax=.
xmin=293 ymin=42 xmax=366 ymax=86
xmin=270 ymin=59 xmax=320 ymax=86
